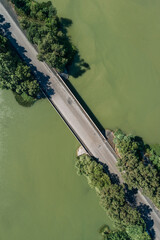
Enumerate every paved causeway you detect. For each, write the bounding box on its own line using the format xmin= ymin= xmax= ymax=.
xmin=1 ymin=1 xmax=160 ymax=239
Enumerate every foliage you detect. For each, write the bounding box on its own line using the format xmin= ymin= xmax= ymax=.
xmin=14 ymin=92 xmax=35 ymax=107
xmin=11 ymin=0 xmax=76 ymax=72
xmin=150 ymin=144 xmax=160 ymax=156
xmin=146 ymin=146 xmax=160 ymax=171
xmin=75 ymin=155 xmax=146 ymax=229
xmin=104 ymin=231 xmax=129 ymax=240
xmin=101 ymin=226 xmax=150 ymax=240
xmin=0 ymin=34 xmax=40 ymax=103
xmin=75 ymin=155 xmax=151 ymax=239
xmin=114 ymin=129 xmax=160 ymax=209
xmin=126 ymin=225 xmax=150 ymax=240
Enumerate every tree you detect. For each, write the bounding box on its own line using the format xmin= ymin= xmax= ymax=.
xmin=0 ymin=34 xmax=40 ymax=104
xmin=13 ymin=0 xmax=76 ymax=72
xmin=126 ymin=225 xmax=150 ymax=240
xmin=115 ymin=129 xmax=160 ymax=209
xmin=105 ymin=231 xmax=129 ymax=240
xmin=75 ymin=155 xmax=145 ymax=229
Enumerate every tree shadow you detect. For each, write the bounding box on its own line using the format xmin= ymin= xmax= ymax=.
xmin=67 ymin=52 xmax=90 ymax=78
xmin=95 ymin=159 xmax=120 ymax=185
xmin=0 ymin=14 xmax=54 ymax=98
xmin=61 ymin=76 xmax=105 ymax=135
xmin=137 ymin=203 xmax=155 ymax=239
xmin=0 ymin=14 xmax=5 ymax=24
xmin=124 ymin=181 xmax=155 ymax=239
xmin=60 ymin=17 xmax=90 ymax=78
xmin=0 ymin=13 xmax=157 ymax=239
xmin=124 ymin=183 xmax=137 ymax=207
xmin=95 ymin=157 xmax=156 ymax=239
xmin=60 ymin=17 xmax=73 ymax=30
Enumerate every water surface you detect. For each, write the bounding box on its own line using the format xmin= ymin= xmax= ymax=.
xmin=1 ymin=0 xmax=160 ymax=238
xmin=0 ymin=90 xmax=113 ymax=240
xmin=53 ymin=0 xmax=160 ymax=143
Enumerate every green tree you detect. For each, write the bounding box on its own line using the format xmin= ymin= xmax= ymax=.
xmin=105 ymin=231 xmax=129 ymax=240
xmin=114 ymin=129 xmax=160 ymax=209
xmin=126 ymin=225 xmax=150 ymax=240
xmin=0 ymin=34 xmax=40 ymax=104
xmin=75 ymin=155 xmax=145 ymax=229
xmin=12 ymin=0 xmax=76 ymax=72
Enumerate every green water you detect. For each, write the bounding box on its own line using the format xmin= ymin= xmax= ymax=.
xmin=0 ymin=90 xmax=113 ymax=240
xmin=2 ymin=0 xmax=160 ymax=239
xmin=53 ymin=0 xmax=160 ymax=144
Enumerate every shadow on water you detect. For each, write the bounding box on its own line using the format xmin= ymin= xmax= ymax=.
xmin=60 ymin=17 xmax=73 ymax=30
xmin=61 ymin=77 xmax=105 ymax=135
xmin=68 ymin=53 xmax=91 ymax=78
xmin=0 ymin=13 xmax=54 ymax=98
xmin=0 ymin=12 xmax=157 ymax=239
xmin=60 ymin=17 xmax=90 ymax=78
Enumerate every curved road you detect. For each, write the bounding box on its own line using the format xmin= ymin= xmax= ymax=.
xmin=0 ymin=2 xmax=160 ymax=239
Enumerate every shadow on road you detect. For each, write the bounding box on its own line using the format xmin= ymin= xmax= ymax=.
xmin=124 ymin=184 xmax=137 ymax=207
xmin=96 ymin=160 xmax=155 ymax=239
xmin=0 ymin=11 xmax=157 ymax=240
xmin=61 ymin=77 xmax=106 ymax=135
xmin=138 ymin=203 xmax=155 ymax=239
xmin=124 ymin=184 xmax=155 ymax=238
xmin=0 ymin=14 xmax=54 ymax=98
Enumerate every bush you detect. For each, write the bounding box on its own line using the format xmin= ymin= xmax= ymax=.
xmin=14 ymin=92 xmax=35 ymax=107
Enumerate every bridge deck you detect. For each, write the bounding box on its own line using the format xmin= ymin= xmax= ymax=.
xmin=0 ymin=2 xmax=160 ymax=239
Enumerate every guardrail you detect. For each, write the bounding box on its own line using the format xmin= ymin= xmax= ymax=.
xmin=43 ymin=63 xmax=118 ymax=159
xmin=1 ymin=0 xmax=118 ymax=162
xmin=40 ymin=87 xmax=92 ymax=156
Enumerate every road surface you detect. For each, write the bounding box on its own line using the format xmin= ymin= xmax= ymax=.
xmin=0 ymin=1 xmax=160 ymax=239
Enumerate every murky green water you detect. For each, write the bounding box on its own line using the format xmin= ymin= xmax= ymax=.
xmin=53 ymin=0 xmax=160 ymax=144
xmin=2 ymin=0 xmax=160 ymax=239
xmin=0 ymin=90 xmax=113 ymax=240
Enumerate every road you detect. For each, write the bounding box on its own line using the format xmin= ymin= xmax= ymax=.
xmin=0 ymin=1 xmax=160 ymax=239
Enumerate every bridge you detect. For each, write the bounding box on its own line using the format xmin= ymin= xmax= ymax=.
xmin=0 ymin=1 xmax=160 ymax=239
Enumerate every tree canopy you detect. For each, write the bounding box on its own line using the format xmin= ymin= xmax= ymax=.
xmin=75 ymin=155 xmax=150 ymax=239
xmin=114 ymin=129 xmax=160 ymax=209
xmin=11 ymin=0 xmax=76 ymax=72
xmin=0 ymin=34 xmax=40 ymax=105
xmin=126 ymin=225 xmax=150 ymax=240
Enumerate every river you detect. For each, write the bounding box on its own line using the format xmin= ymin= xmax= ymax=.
xmin=1 ymin=0 xmax=160 ymax=239
xmin=0 ymin=90 xmax=113 ymax=240
xmin=54 ymin=0 xmax=160 ymax=144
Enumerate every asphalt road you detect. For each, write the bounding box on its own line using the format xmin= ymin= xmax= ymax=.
xmin=0 ymin=1 xmax=160 ymax=239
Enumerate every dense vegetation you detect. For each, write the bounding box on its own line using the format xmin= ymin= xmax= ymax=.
xmin=75 ymin=155 xmax=150 ymax=240
xmin=100 ymin=225 xmax=150 ymax=240
xmin=11 ymin=0 xmax=76 ymax=72
xmin=114 ymin=129 xmax=160 ymax=209
xmin=0 ymin=33 xmax=40 ymax=106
